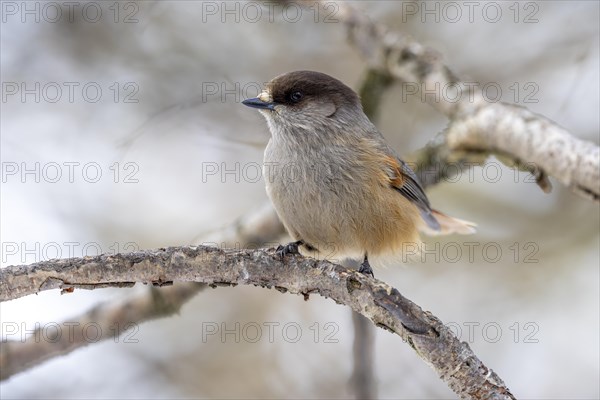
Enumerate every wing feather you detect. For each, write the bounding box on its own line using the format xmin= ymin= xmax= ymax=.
xmin=383 ymin=155 xmax=441 ymax=231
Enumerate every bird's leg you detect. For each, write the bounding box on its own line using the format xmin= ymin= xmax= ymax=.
xmin=276 ymin=240 xmax=304 ymax=258
xmin=359 ymin=254 xmax=374 ymax=278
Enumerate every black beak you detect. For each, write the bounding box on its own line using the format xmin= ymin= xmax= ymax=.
xmin=242 ymin=97 xmax=275 ymax=110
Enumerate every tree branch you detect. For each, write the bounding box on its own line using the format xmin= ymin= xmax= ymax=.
xmin=333 ymin=0 xmax=599 ymax=201
xmin=0 ymin=282 xmax=204 ymax=381
xmin=0 ymin=203 xmax=285 ymax=382
xmin=0 ymin=246 xmax=515 ymax=399
xmin=351 ymin=311 xmax=377 ymax=399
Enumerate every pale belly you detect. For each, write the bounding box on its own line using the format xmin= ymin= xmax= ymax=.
xmin=263 ymin=140 xmax=420 ymax=261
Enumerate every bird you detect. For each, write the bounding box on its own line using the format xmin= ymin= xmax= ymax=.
xmin=242 ymin=70 xmax=475 ymax=277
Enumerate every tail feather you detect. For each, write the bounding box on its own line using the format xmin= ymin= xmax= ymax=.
xmin=420 ymin=209 xmax=477 ymax=236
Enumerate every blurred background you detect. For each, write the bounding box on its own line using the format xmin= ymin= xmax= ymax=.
xmin=1 ymin=1 xmax=598 ymax=398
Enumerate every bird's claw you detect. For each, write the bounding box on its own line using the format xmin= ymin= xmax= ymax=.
xmin=276 ymin=241 xmax=302 ymax=259
xmin=359 ymin=259 xmax=374 ymax=278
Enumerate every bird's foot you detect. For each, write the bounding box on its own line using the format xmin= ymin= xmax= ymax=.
xmin=359 ymin=256 xmax=374 ymax=278
xmin=276 ymin=240 xmax=303 ymax=258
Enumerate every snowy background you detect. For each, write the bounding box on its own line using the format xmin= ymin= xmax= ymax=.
xmin=1 ymin=1 xmax=599 ymax=398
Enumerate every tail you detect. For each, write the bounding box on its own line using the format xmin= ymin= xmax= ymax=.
xmin=420 ymin=209 xmax=477 ymax=236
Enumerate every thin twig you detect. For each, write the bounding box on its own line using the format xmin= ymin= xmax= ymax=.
xmin=0 ymin=282 xmax=203 ymax=381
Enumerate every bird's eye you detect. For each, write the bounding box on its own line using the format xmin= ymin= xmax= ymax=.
xmin=289 ymin=91 xmax=303 ymax=103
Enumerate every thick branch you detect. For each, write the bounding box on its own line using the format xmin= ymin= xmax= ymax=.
xmin=444 ymin=103 xmax=599 ymax=200
xmin=333 ymin=1 xmax=599 ymax=201
xmin=0 ymin=203 xmax=285 ymax=381
xmin=0 ymin=246 xmax=515 ymax=399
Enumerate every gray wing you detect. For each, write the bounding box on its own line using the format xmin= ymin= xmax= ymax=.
xmin=392 ymin=158 xmax=441 ymax=231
